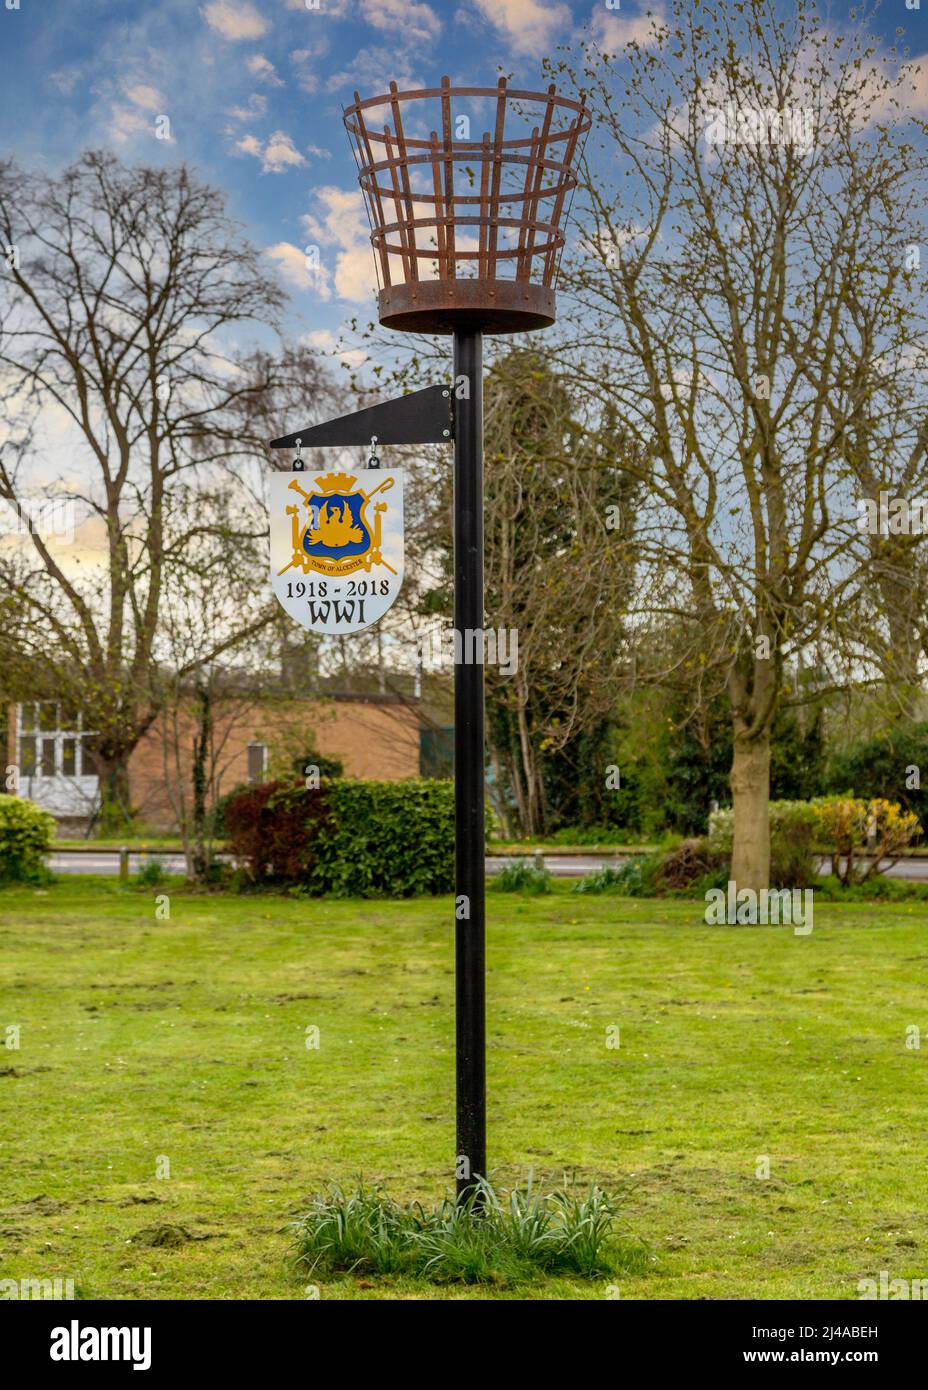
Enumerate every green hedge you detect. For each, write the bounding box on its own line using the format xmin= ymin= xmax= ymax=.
xmin=223 ymin=778 xmax=454 ymax=897
xmin=0 ymin=796 xmax=56 ymax=884
xmin=311 ymin=779 xmax=454 ymax=897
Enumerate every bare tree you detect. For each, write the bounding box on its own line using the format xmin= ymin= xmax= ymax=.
xmin=0 ymin=150 xmax=289 ymax=825
xmin=829 ymin=304 xmax=928 ymax=717
xmin=552 ymin=0 xmax=928 ymax=888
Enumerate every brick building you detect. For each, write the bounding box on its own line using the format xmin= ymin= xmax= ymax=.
xmin=4 ymin=692 xmax=421 ymax=834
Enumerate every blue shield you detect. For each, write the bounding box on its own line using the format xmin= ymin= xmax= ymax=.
xmin=302 ymin=491 xmax=371 ymax=560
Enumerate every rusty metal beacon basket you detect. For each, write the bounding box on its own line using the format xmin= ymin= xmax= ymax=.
xmin=343 ymin=76 xmax=591 ymax=335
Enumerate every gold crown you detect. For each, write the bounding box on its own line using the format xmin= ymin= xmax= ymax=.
xmin=313 ymin=472 xmax=357 ymax=494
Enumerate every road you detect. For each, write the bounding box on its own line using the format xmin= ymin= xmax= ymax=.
xmin=491 ymin=854 xmax=928 ymax=881
xmin=48 ymin=850 xmax=928 ymax=881
xmin=48 ymin=851 xmax=597 ymax=876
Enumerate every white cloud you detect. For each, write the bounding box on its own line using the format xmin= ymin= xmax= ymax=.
xmin=472 ymin=0 xmax=570 ymax=57
xmin=581 ymin=222 xmax=650 ymax=264
xmin=265 ymin=241 xmax=333 ymax=299
xmin=104 ymin=86 xmax=176 ymax=145
xmin=590 ymin=4 xmax=667 ymax=51
xmin=290 ymin=40 xmax=328 ymax=93
xmin=301 ymin=327 xmax=367 ymax=370
xmin=290 ymin=41 xmax=329 ymax=62
xmin=302 ymin=186 xmax=366 ymax=252
xmin=226 ymin=93 xmax=268 ymax=121
xmin=301 ymin=187 xmax=375 ymax=303
xmin=88 ymin=73 xmax=173 ymax=149
xmin=901 ymin=58 xmax=928 ymax=116
xmin=301 ymin=328 xmax=338 ymax=350
xmin=263 ymin=130 xmax=305 ymax=170
xmin=332 ymin=245 xmax=377 ymax=302
xmin=236 ymin=129 xmax=307 ymax=172
xmin=121 ymin=82 xmax=167 ymax=112
xmin=850 ymin=53 xmax=928 ymax=127
xmin=107 ymin=105 xmax=152 ymax=144
xmin=360 ymin=0 xmax=441 ymax=45
xmin=326 ymin=46 xmax=422 ymax=93
xmin=284 ymin=0 xmax=350 ymax=12
xmin=235 ymin=133 xmax=263 ymax=158
xmin=246 ymin=54 xmax=284 ymax=86
xmin=201 ymin=1 xmax=268 ymax=41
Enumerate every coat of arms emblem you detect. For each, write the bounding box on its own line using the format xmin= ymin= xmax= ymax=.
xmin=269 ymin=468 xmax=404 ymax=634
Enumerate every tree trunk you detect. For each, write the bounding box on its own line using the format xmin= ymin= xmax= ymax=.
xmin=90 ymin=754 xmax=134 ymax=836
xmin=488 ymin=748 xmax=516 ymax=840
xmin=516 ymin=701 xmax=543 ymax=837
xmin=508 ymin=740 xmax=530 ymax=835
xmin=376 ymin=628 xmax=386 ymax=694
xmin=729 ymin=727 xmax=771 ymax=893
xmin=190 ymin=682 xmax=212 ymax=883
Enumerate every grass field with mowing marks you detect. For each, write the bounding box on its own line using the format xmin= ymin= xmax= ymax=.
xmin=1 ymin=879 xmax=926 ymax=1300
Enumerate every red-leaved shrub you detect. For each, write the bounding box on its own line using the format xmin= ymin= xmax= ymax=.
xmin=222 ymin=780 xmax=331 ymax=881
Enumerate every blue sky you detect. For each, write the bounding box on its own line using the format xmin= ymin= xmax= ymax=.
xmin=0 ymin=0 xmax=922 ymax=358
xmin=0 ymin=0 xmax=638 ymax=354
xmin=0 ymin=0 xmax=924 ymax=628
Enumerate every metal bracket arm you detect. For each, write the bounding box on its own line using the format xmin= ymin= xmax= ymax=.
xmin=269 ymin=383 xmax=453 ymax=451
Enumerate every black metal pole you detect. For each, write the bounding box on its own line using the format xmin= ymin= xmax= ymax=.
xmin=453 ymin=329 xmax=486 ymax=1201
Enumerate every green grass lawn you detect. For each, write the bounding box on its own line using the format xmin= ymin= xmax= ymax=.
xmin=1 ymin=878 xmax=926 ymax=1300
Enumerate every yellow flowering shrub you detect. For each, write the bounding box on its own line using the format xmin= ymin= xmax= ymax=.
xmin=811 ymin=796 xmax=921 ymax=884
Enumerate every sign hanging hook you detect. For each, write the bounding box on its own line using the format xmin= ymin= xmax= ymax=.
xmin=292 ymin=437 xmax=304 ymax=472
xmin=368 ymin=434 xmax=380 ymax=469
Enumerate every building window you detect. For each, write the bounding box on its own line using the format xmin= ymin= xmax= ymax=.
xmin=39 ymin=737 xmax=56 ymax=776
xmin=247 ymin=743 xmax=268 ymax=784
xmin=62 ymin=738 xmax=78 ymax=776
xmin=16 ymin=703 xmax=90 ymax=780
xmin=20 ymin=737 xmax=36 ymax=776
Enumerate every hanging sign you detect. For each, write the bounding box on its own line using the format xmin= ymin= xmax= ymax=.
xmin=269 ymin=468 xmax=404 ymax=634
